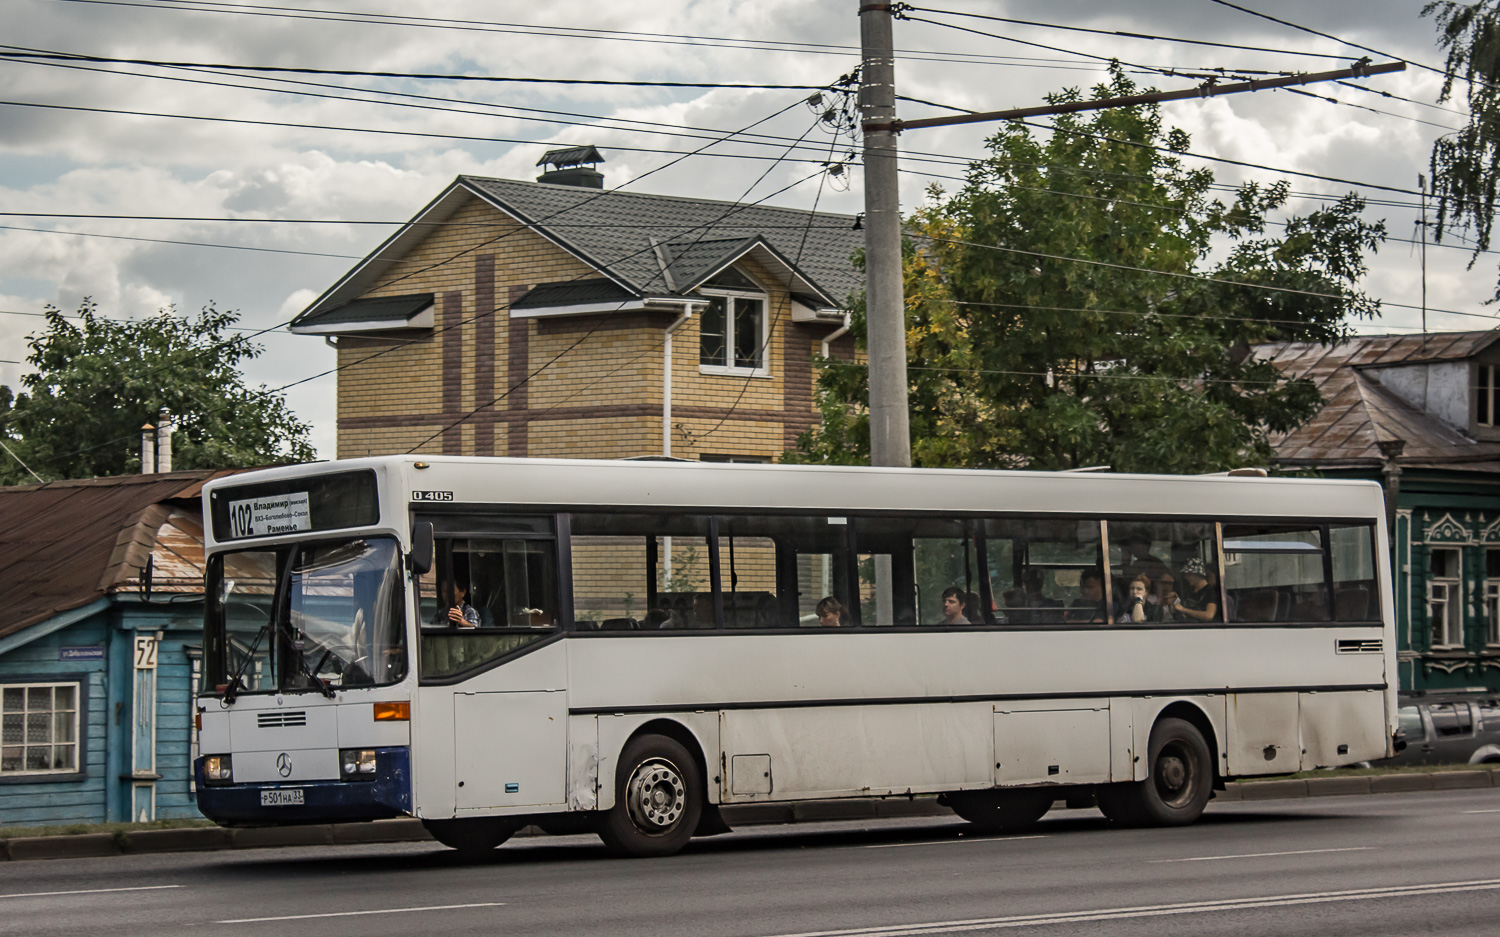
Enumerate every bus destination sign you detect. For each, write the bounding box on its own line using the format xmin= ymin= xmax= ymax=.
xmin=227 ymin=492 xmax=312 ymax=539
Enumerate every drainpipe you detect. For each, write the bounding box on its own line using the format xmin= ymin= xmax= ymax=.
xmin=663 ymin=304 xmax=695 ymax=457
xmin=821 ymin=312 xmax=852 ymax=360
xmin=1377 ymin=438 xmax=1405 ymax=537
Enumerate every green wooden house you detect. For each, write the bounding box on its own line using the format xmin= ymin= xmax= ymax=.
xmin=1259 ymin=332 xmax=1500 ymax=692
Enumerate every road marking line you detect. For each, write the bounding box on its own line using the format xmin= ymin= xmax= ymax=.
xmin=753 ymin=878 xmax=1500 ymax=937
xmin=1462 ymin=808 xmax=1500 ymax=813
xmin=865 ymin=835 xmax=1046 ymax=849
xmin=217 ymin=902 xmax=505 ymax=924
xmin=1149 ymin=846 xmax=1375 ymax=863
xmin=0 ymin=885 xmax=183 ymax=900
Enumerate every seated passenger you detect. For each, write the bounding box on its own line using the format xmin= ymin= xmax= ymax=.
xmin=643 ymin=608 xmax=672 ymax=629
xmin=1167 ymin=558 xmax=1220 ymax=623
xmin=816 ymin=596 xmax=846 ymax=627
xmin=1122 ymin=574 xmax=1163 ymax=623
xmin=430 ymin=577 xmax=479 ymax=629
xmin=938 ymin=586 xmax=970 ymax=625
xmin=691 ymin=592 xmax=716 ymax=627
xmin=963 ymin=591 xmax=984 ymax=625
xmin=1065 ymin=569 xmax=1109 ymax=624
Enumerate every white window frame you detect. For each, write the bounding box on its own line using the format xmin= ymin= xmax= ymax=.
xmin=1428 ymin=547 xmax=1464 ymax=648
xmin=698 ymin=287 xmax=771 ymax=378
xmin=1487 ymin=548 xmax=1500 ymax=646
xmin=1 ymin=681 xmax=82 ymax=777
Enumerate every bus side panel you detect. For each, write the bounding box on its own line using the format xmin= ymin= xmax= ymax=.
xmin=567 ymin=714 xmax=599 ymax=811
xmin=718 ymin=703 xmax=993 ymax=801
xmin=1226 ymin=692 xmax=1301 ymax=776
xmin=1132 ymin=696 xmax=1229 ymax=782
xmin=595 ymin=712 xmax=721 ymax=812
xmin=1299 ymin=690 xmax=1387 ymax=768
xmin=992 ymin=702 xmax=1110 ymax=785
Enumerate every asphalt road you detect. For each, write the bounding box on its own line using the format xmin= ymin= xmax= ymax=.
xmin=5 ymin=789 xmax=1500 ymax=937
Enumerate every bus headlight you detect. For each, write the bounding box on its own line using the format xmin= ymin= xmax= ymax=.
xmin=340 ymin=749 xmax=378 ymax=780
xmin=203 ymin=754 xmax=233 ymax=784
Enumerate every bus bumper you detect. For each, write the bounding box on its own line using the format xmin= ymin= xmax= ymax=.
xmin=194 ymin=747 xmax=412 ymax=826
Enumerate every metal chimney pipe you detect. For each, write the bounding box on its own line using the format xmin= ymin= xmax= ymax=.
xmin=156 ymin=409 xmax=174 ymax=473
xmin=140 ymin=423 xmax=156 ymax=474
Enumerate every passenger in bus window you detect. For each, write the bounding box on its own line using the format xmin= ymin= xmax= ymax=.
xmin=1121 ymin=530 xmax=1169 ymax=582
xmin=1066 ymin=569 xmax=1110 ymax=624
xmin=939 ymin=587 xmax=970 ymax=625
xmin=816 ymin=596 xmax=846 ymax=627
xmin=692 ymin=592 xmax=716 ymax=627
xmin=1153 ymin=572 xmax=1176 ymax=613
xmin=963 ymin=591 xmax=983 ymax=625
xmin=1168 ymin=559 xmax=1220 ymax=622
xmin=1123 ymin=574 xmax=1163 ymax=623
xmin=431 ymin=577 xmax=479 ymax=629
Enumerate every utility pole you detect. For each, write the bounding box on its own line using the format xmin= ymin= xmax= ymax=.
xmin=859 ymin=1 xmax=910 ymax=468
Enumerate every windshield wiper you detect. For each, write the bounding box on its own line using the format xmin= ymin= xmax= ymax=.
xmin=223 ymin=545 xmax=297 ymax=706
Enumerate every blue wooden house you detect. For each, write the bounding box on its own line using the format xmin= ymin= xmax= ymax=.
xmin=0 ymin=470 xmax=231 ymax=826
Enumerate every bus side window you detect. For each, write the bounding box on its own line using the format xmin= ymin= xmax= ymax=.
xmin=716 ymin=514 xmax=853 ymax=629
xmin=569 ymin=513 xmax=716 ymax=630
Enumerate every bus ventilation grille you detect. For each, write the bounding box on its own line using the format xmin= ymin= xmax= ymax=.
xmin=257 ymin=711 xmax=308 ymax=728
xmin=1335 ymin=639 xmax=1383 ymax=654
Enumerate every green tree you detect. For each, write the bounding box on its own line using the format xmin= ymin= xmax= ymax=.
xmin=0 ymin=299 xmax=315 ymax=484
xmin=790 ymin=68 xmax=1384 ymax=473
xmin=1423 ymin=0 xmax=1500 ymax=297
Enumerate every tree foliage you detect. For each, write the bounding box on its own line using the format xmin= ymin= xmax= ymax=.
xmin=789 ymin=68 xmax=1385 ymax=473
xmin=0 ymin=300 xmax=315 ymax=484
xmin=1424 ymin=0 xmax=1500 ymax=295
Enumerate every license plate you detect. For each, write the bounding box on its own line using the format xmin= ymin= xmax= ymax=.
xmin=261 ymin=789 xmax=304 ymax=806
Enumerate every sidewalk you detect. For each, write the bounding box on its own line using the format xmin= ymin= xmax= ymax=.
xmin=4 ymin=768 xmax=1497 ymax=862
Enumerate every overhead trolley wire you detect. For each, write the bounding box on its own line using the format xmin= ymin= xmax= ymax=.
xmin=43 ymin=0 xmax=1108 ymax=70
xmin=0 ymin=50 xmax=832 ymax=90
xmin=905 ymin=6 xmax=1369 ymax=63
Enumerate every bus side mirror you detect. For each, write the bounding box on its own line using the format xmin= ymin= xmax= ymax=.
xmin=409 ymin=522 xmax=434 ymax=576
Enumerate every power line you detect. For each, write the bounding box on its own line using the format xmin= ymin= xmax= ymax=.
xmin=0 ymin=223 xmax=361 ymax=258
xmin=906 ymin=6 xmax=1362 ymax=64
xmin=43 ymin=0 xmax=1105 ymax=70
xmin=0 ymin=50 xmax=831 ymax=89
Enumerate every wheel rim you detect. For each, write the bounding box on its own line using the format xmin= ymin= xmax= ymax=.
xmin=625 ymin=757 xmax=687 ymax=832
xmin=1153 ymin=742 xmax=1199 ymax=808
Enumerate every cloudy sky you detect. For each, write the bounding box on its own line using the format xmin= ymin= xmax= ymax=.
xmin=0 ymin=0 xmax=1488 ymax=462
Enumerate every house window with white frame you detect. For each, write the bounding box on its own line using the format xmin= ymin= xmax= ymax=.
xmin=1487 ymin=549 xmax=1500 ymax=645
xmin=1428 ymin=547 xmax=1465 ymax=647
xmin=1 ymin=682 xmax=80 ymax=776
xmin=699 ymin=268 xmax=768 ymax=374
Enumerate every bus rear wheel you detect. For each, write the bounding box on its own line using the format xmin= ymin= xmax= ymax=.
xmin=598 ymin=734 xmax=702 ymax=858
xmin=422 ymin=817 xmax=520 ymax=858
xmin=1098 ymin=717 xmax=1212 ymax=827
xmin=945 ymin=788 xmax=1053 ymax=833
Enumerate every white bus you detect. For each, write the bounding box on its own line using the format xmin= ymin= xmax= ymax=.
xmin=195 ymin=457 xmax=1398 ymax=857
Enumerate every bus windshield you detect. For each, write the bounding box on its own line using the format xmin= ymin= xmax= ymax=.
xmin=203 ymin=537 xmax=407 ymax=695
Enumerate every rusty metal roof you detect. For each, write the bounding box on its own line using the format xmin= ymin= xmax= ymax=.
xmin=0 ymin=470 xmax=239 ymax=641
xmin=1256 ymin=331 xmax=1500 ymax=470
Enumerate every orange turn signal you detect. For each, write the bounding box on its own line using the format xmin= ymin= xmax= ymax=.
xmin=373 ymin=701 xmax=410 ymax=721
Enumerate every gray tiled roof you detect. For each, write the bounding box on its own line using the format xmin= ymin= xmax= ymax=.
xmin=307 ymin=293 xmax=433 ymax=326
xmin=512 ymin=278 xmax=635 ymax=309
xmin=462 ymin=176 xmax=862 ymax=305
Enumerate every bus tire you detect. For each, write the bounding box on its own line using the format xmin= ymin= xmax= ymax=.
xmin=945 ymin=788 xmax=1052 ymax=833
xmin=598 ymin=734 xmax=702 ymax=858
xmin=1099 ymin=717 xmax=1212 ymax=827
xmin=422 ymin=817 xmax=520 ymax=858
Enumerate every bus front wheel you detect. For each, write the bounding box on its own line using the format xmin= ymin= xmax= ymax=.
xmin=598 ymin=734 xmax=703 ymax=858
xmin=1098 ymin=717 xmax=1213 ymax=827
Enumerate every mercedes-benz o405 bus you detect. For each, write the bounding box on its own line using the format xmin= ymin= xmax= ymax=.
xmin=194 ymin=457 xmax=1398 ymax=856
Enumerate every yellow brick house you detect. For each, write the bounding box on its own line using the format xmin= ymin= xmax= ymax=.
xmin=290 ymin=148 xmax=861 ymax=461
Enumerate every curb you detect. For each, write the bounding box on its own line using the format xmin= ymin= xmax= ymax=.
xmin=3 ymin=770 xmax=1496 ymax=862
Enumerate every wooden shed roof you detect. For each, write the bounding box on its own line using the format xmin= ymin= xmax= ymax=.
xmin=1256 ymin=331 xmax=1500 ymax=471
xmin=0 ymin=470 xmax=237 ymax=641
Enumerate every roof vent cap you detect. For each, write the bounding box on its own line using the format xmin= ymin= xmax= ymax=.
xmin=537 ymin=145 xmax=605 ymax=188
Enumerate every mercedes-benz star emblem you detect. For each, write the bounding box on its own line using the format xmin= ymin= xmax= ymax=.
xmin=276 ymin=752 xmax=292 ymax=778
